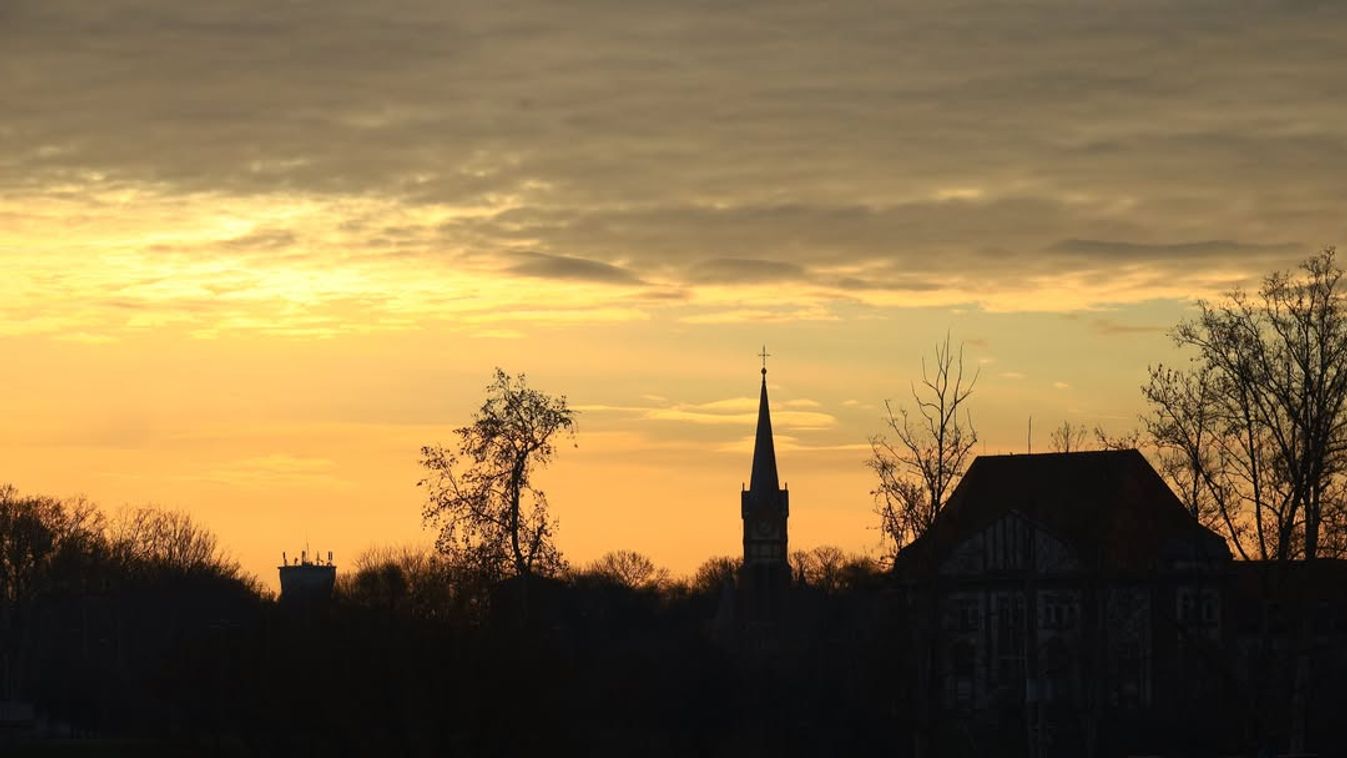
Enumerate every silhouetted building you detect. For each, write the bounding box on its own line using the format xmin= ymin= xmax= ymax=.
xmin=893 ymin=450 xmax=1232 ymax=755
xmin=278 ymin=550 xmax=336 ymax=605
xmin=739 ymin=359 xmax=790 ymax=622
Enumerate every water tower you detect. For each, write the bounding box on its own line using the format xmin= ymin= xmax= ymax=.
xmin=278 ymin=548 xmax=336 ymax=604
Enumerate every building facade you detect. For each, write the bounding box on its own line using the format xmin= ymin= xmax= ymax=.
xmin=894 ymin=450 xmax=1233 ymax=755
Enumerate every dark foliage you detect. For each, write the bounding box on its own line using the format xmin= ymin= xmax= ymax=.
xmin=8 ymin=484 xmax=1347 ymax=757
xmin=2 ymin=487 xmax=905 ymax=756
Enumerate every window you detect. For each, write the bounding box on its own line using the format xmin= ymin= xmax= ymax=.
xmin=985 ymin=514 xmax=1034 ymax=571
xmin=949 ymin=597 xmax=981 ymax=632
xmin=1039 ymin=592 xmax=1078 ymax=630
xmin=1177 ymin=587 xmax=1219 ymax=629
xmin=1200 ymin=591 xmax=1217 ymax=626
xmin=993 ymin=593 xmax=1026 ymax=683
xmin=949 ymin=640 xmax=976 ymax=712
xmin=1178 ymin=588 xmax=1196 ymax=624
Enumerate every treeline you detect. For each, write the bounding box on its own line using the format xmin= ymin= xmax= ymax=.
xmin=338 ymin=544 xmax=881 ymax=615
xmin=321 ymin=544 xmax=898 ymax=757
xmin=1 ymin=485 xmax=900 ymax=756
xmin=0 ymin=486 xmax=261 ymax=743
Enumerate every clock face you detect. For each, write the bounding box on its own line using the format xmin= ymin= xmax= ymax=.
xmin=753 ymin=520 xmax=779 ymax=540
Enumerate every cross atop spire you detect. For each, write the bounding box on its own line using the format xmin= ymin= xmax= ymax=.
xmin=758 ymin=345 xmax=771 ymax=375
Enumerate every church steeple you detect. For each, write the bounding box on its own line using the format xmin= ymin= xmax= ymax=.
xmin=749 ymin=365 xmax=780 ymax=493
xmin=740 ymin=347 xmax=790 ymax=604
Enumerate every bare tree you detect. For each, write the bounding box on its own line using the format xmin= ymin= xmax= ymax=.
xmin=690 ymin=555 xmax=738 ymax=595
xmin=419 ymin=369 xmax=575 ymax=580
xmin=109 ymin=506 xmax=233 ymax=575
xmin=1141 ymin=366 xmax=1229 ymax=533
xmin=1050 ymin=421 xmax=1089 ymax=453
xmin=1142 ymin=248 xmax=1347 ymax=754
xmin=790 ymin=545 xmax=847 ymax=590
xmin=586 ymin=550 xmax=670 ymax=589
xmin=1093 ymin=426 xmax=1144 ymax=451
xmin=868 ymin=334 xmax=979 ymax=560
xmin=1143 ymin=249 xmax=1347 ymax=562
xmin=0 ymin=486 xmax=108 ymax=700
xmin=0 ymin=487 xmax=58 ymax=610
xmin=789 ymin=545 xmax=876 ymax=592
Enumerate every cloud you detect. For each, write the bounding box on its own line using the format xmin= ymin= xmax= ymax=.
xmin=1049 ymin=239 xmax=1299 ymax=260
xmin=4 ymin=0 xmax=1347 ymax=335
xmin=199 ymin=454 xmax=341 ymax=487
xmin=679 ymin=308 xmax=840 ymax=325
xmin=575 ymin=396 xmax=837 ymax=430
xmin=217 ymin=229 xmax=299 ymax=251
xmin=1089 ymin=317 xmax=1167 ymax=336
xmin=646 ymin=408 xmax=836 ymax=430
xmin=506 ymin=251 xmax=644 ymax=285
xmin=716 ymin=435 xmax=871 ymax=455
xmin=833 ymin=276 xmax=944 ymax=292
xmin=688 ymin=258 xmax=807 ymax=284
xmin=470 ymin=328 xmax=526 ymax=339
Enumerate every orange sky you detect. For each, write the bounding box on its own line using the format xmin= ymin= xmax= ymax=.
xmin=4 ymin=0 xmax=1347 ymax=587
xmin=0 ymin=293 xmax=1221 ymax=587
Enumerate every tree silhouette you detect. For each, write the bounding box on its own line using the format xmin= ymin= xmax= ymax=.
xmin=419 ymin=369 xmax=576 ymax=580
xmin=868 ymin=333 xmax=979 ymax=560
xmin=109 ymin=506 xmax=236 ymax=577
xmin=1050 ymin=420 xmax=1088 ymax=452
xmin=586 ymin=550 xmax=670 ymax=590
xmin=1142 ymin=247 xmax=1347 ymax=754
xmin=691 ymin=556 xmax=738 ymax=595
xmin=1144 ymin=248 xmax=1347 ymax=563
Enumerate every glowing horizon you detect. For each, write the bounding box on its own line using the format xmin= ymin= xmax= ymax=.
xmin=5 ymin=0 xmax=1347 ymax=587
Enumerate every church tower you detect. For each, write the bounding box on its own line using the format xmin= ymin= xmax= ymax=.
xmin=740 ymin=349 xmax=790 ymax=614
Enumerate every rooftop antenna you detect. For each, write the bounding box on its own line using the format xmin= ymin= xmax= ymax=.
xmin=1027 ymin=416 xmax=1033 ymax=454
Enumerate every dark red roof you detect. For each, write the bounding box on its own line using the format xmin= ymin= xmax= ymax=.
xmin=895 ymin=449 xmax=1230 ymax=576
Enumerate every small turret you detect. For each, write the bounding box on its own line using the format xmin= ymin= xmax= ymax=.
xmin=278 ymin=547 xmax=336 ymax=605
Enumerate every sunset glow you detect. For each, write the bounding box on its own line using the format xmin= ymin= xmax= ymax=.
xmin=5 ymin=0 xmax=1347 ymax=588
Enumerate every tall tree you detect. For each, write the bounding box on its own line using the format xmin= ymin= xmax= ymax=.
xmin=1143 ymin=248 xmax=1347 ymax=562
xmin=868 ymin=334 xmax=979 ymax=560
xmin=0 ymin=486 xmax=105 ymax=700
xmin=109 ymin=506 xmax=234 ymax=576
xmin=419 ymin=369 xmax=576 ymax=580
xmin=1142 ymin=248 xmax=1347 ymax=754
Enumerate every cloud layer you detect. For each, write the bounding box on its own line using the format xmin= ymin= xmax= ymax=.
xmin=5 ymin=0 xmax=1347 ymax=335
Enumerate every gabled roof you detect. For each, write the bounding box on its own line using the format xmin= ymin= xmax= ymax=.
xmin=894 ymin=449 xmax=1230 ymax=575
xmin=748 ymin=371 xmax=780 ymax=493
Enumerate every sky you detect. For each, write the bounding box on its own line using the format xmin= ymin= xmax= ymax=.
xmin=4 ymin=0 xmax=1347 ymax=587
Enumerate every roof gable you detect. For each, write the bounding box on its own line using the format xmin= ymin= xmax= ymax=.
xmin=939 ymin=510 xmax=1081 ymax=576
xmin=898 ymin=449 xmax=1229 ymax=575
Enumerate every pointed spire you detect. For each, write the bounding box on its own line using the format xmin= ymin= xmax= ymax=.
xmin=749 ymin=359 xmax=780 ymax=493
